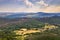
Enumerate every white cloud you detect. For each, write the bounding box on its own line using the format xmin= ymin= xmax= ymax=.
xmin=0 ymin=0 xmax=60 ymax=13
xmin=36 ymin=0 xmax=48 ymax=8
xmin=24 ymin=0 xmax=34 ymax=7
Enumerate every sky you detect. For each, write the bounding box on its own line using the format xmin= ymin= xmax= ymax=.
xmin=0 ymin=0 xmax=60 ymax=13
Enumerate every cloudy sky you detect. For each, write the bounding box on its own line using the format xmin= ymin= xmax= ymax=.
xmin=0 ymin=0 xmax=60 ymax=13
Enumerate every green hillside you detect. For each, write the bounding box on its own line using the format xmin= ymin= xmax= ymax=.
xmin=0 ymin=17 xmax=60 ymax=40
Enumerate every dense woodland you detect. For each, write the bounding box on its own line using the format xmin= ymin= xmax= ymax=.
xmin=0 ymin=16 xmax=60 ymax=40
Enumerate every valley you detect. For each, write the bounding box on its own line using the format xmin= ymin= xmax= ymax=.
xmin=0 ymin=12 xmax=60 ymax=40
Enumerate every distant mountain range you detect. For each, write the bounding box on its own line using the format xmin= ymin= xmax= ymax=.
xmin=0 ymin=12 xmax=60 ymax=27
xmin=0 ymin=12 xmax=60 ymax=18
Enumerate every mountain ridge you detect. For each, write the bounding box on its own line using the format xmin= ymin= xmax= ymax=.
xmin=0 ymin=12 xmax=60 ymax=18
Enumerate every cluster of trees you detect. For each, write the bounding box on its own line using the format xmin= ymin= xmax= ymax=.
xmin=0 ymin=19 xmax=60 ymax=40
xmin=25 ymin=33 xmax=60 ymax=40
xmin=1 ymin=29 xmax=60 ymax=40
xmin=39 ymin=16 xmax=60 ymax=24
xmin=0 ymin=19 xmax=45 ymax=31
xmin=0 ymin=19 xmax=45 ymax=40
xmin=0 ymin=30 xmax=17 ymax=40
xmin=25 ymin=28 xmax=60 ymax=40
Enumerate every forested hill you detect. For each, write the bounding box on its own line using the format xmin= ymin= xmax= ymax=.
xmin=0 ymin=12 xmax=60 ymax=28
xmin=0 ymin=15 xmax=60 ymax=28
xmin=37 ymin=16 xmax=60 ymax=24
